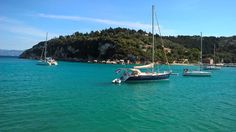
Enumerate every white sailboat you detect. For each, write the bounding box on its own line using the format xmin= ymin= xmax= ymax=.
xmin=183 ymin=32 xmax=211 ymax=77
xmin=37 ymin=33 xmax=58 ymax=66
xmin=112 ymin=5 xmax=171 ymax=83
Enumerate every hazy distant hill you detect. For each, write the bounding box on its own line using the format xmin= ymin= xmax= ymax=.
xmin=19 ymin=28 xmax=236 ymax=63
xmin=0 ymin=49 xmax=23 ymax=56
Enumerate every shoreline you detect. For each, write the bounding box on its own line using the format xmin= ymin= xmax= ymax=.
xmin=17 ymin=57 xmax=236 ymax=67
xmin=18 ymin=57 xmax=197 ymax=66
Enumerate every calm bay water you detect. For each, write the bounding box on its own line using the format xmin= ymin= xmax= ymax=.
xmin=0 ymin=57 xmax=236 ymax=131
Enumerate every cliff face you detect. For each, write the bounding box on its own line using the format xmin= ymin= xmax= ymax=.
xmin=20 ymin=28 xmax=236 ymax=63
xmin=20 ymin=36 xmax=121 ymax=62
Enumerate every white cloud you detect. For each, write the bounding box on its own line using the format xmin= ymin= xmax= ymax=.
xmin=38 ymin=13 xmax=151 ymax=30
xmin=37 ymin=13 xmax=176 ymax=35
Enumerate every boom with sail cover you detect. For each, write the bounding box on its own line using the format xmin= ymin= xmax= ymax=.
xmin=133 ymin=63 xmax=154 ymax=69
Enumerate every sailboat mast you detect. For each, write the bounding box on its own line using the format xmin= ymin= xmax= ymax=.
xmin=214 ymin=44 xmax=216 ymax=64
xmin=200 ymin=32 xmax=203 ymax=70
xmin=152 ymin=5 xmax=155 ymax=73
xmin=44 ymin=32 xmax=48 ymax=60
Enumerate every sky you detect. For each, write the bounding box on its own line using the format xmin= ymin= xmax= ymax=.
xmin=0 ymin=0 xmax=235 ymax=50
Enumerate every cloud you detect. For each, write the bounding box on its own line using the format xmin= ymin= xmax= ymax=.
xmin=37 ymin=13 xmax=176 ymax=35
xmin=38 ymin=13 xmax=152 ymax=30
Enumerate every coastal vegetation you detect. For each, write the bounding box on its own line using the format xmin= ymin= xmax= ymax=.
xmin=20 ymin=28 xmax=236 ymax=63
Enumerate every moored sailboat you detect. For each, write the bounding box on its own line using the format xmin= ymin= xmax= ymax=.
xmin=112 ymin=5 xmax=171 ymax=83
xmin=37 ymin=33 xmax=58 ymax=66
xmin=183 ymin=32 xmax=211 ymax=77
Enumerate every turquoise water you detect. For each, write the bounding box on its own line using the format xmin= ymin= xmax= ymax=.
xmin=0 ymin=57 xmax=236 ymax=131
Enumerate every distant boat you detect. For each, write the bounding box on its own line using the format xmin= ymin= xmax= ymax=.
xmin=215 ymin=63 xmax=224 ymax=67
xmin=183 ymin=32 xmax=211 ymax=77
xmin=112 ymin=5 xmax=171 ymax=83
xmin=203 ymin=44 xmax=221 ymax=70
xmin=183 ymin=69 xmax=211 ymax=77
xmin=203 ymin=65 xmax=221 ymax=70
xmin=37 ymin=33 xmax=58 ymax=66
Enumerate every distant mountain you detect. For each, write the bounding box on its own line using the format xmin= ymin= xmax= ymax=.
xmin=0 ymin=49 xmax=24 ymax=56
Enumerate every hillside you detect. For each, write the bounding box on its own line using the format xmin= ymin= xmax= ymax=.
xmin=20 ymin=28 xmax=236 ymax=63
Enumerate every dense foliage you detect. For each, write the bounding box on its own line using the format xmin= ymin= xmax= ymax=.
xmin=20 ymin=28 xmax=236 ymax=63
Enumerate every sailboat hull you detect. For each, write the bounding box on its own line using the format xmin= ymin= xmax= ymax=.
xmin=37 ymin=60 xmax=51 ymax=66
xmin=125 ymin=73 xmax=170 ymax=81
xmin=203 ymin=65 xmax=221 ymax=70
xmin=183 ymin=71 xmax=211 ymax=77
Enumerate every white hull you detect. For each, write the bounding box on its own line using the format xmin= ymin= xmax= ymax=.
xmin=37 ymin=60 xmax=58 ymax=66
xmin=112 ymin=78 xmax=122 ymax=84
xmin=37 ymin=60 xmax=51 ymax=66
xmin=183 ymin=70 xmax=211 ymax=77
xmin=48 ymin=61 xmax=58 ymax=65
xmin=203 ymin=65 xmax=221 ymax=70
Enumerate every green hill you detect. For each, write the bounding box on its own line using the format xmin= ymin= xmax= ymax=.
xmin=20 ymin=27 xmax=236 ymax=63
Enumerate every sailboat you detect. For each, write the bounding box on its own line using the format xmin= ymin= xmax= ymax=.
xmin=203 ymin=44 xmax=221 ymax=70
xmin=37 ymin=33 xmax=58 ymax=66
xmin=183 ymin=32 xmax=211 ymax=77
xmin=112 ymin=5 xmax=171 ymax=83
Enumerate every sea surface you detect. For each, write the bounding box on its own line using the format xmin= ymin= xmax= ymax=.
xmin=0 ymin=56 xmax=236 ymax=132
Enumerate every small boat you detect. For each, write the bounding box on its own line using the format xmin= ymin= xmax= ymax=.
xmin=183 ymin=32 xmax=211 ymax=77
xmin=37 ymin=33 xmax=58 ymax=66
xmin=112 ymin=5 xmax=171 ymax=83
xmin=203 ymin=65 xmax=221 ymax=70
xmin=183 ymin=69 xmax=211 ymax=77
xmin=112 ymin=78 xmax=122 ymax=84
xmin=215 ymin=63 xmax=224 ymax=67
